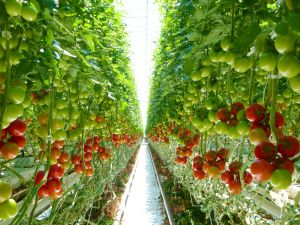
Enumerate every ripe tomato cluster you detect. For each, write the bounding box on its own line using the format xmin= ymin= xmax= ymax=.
xmin=174 ymin=132 xmax=200 ymax=164
xmin=245 ymin=104 xmax=299 ymax=189
xmin=35 ymin=163 xmax=65 ymax=199
xmin=220 ymin=161 xmax=253 ymax=195
xmin=193 ymin=148 xmax=228 ymax=180
xmin=0 ymin=119 xmax=27 ymax=160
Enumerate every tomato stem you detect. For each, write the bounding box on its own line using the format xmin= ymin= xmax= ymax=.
xmin=231 ymin=1 xmax=235 ymax=37
xmin=269 ymin=78 xmax=279 ymax=144
xmin=248 ymin=61 xmax=256 ymax=105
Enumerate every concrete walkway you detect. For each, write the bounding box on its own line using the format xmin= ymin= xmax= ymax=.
xmin=120 ymin=144 xmax=166 ymax=225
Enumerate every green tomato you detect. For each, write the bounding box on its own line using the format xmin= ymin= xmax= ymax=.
xmin=208 ymin=110 xmax=218 ymax=122
xmin=270 ymin=169 xmax=292 ymax=189
xmin=202 ymin=118 xmax=213 ymax=130
xmin=190 ymin=71 xmax=202 ymax=81
xmin=21 ymin=6 xmax=37 ymax=21
xmin=3 ymin=104 xmax=23 ymax=123
xmin=233 ymin=57 xmax=253 ymax=73
xmin=236 ymin=121 xmax=249 ymax=136
xmin=56 ymin=108 xmax=68 ymax=119
xmin=187 ymin=85 xmax=197 ymax=94
xmin=0 ymin=181 xmax=12 ymax=203
xmin=52 ymin=118 xmax=64 ymax=131
xmin=277 ymin=95 xmax=285 ymax=104
xmin=201 ymin=57 xmax=211 ymax=66
xmin=56 ymin=99 xmax=67 ymax=109
xmin=221 ymin=37 xmax=232 ymax=52
xmin=5 ymin=0 xmax=22 ymax=17
xmin=37 ymin=125 xmax=48 ymax=139
xmin=228 ymin=126 xmax=240 ymax=139
xmin=278 ymin=55 xmax=300 ymax=78
xmin=237 ymin=109 xmax=246 ymax=121
xmin=258 ymin=52 xmax=277 ymax=72
xmin=215 ymin=121 xmax=228 ymax=134
xmin=288 ymin=75 xmax=300 ymax=92
xmin=282 ymin=89 xmax=292 ymax=99
xmin=294 ymin=95 xmax=300 ymax=104
xmin=0 ymin=199 xmax=18 ymax=220
xmin=224 ymin=52 xmax=236 ymax=66
xmin=274 ymin=33 xmax=296 ymax=54
xmin=7 ymin=86 xmax=25 ymax=104
xmin=9 ymin=51 xmax=21 ymax=65
xmin=204 ymin=97 xmax=218 ymax=110
xmin=53 ymin=129 xmax=66 ymax=141
xmin=200 ymin=67 xmax=210 ymax=78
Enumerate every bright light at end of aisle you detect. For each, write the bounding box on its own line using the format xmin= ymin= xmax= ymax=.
xmin=120 ymin=0 xmax=161 ymax=130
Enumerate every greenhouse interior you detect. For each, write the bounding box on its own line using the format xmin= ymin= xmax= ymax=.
xmin=0 ymin=0 xmax=300 ymax=224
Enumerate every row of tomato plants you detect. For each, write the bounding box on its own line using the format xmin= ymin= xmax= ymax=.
xmin=147 ymin=0 xmax=300 ymax=223
xmin=0 ymin=0 xmax=142 ymax=224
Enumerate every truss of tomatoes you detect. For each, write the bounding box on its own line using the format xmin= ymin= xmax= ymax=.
xmin=245 ymin=103 xmax=299 ymax=190
xmin=0 ymin=119 xmax=27 ymax=160
xmin=193 ymin=148 xmax=228 ymax=180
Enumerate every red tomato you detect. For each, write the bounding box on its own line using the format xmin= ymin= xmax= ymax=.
xmin=0 ymin=141 xmax=19 ymax=160
xmin=10 ymin=135 xmax=26 ymax=149
xmin=94 ymin=136 xmax=101 ymax=143
xmin=278 ymin=136 xmax=299 ymax=158
xmin=71 ymin=154 xmax=81 ymax=165
xmin=35 ymin=171 xmax=45 ymax=185
xmin=275 ymin=112 xmax=285 ymax=128
xmin=205 ymin=150 xmax=217 ymax=162
xmin=1 ymin=129 xmax=7 ymax=140
xmin=231 ymin=102 xmax=245 ymax=115
xmin=7 ymin=119 xmax=27 ymax=137
xmin=85 ymin=168 xmax=94 ymax=177
xmin=228 ymin=181 xmax=242 ymax=195
xmin=254 ymin=142 xmax=276 ymax=160
xmin=215 ymin=160 xmax=226 ymax=171
xmin=202 ymin=161 xmax=210 ymax=172
xmin=250 ymin=159 xmax=273 ymax=181
xmin=229 ymin=161 xmax=241 ymax=174
xmin=184 ymin=148 xmax=192 ymax=157
xmin=221 ymin=171 xmax=234 ymax=184
xmin=217 ymin=148 xmax=229 ymax=160
xmin=85 ymin=161 xmax=93 ymax=169
xmin=50 ymin=188 xmax=63 ymax=200
xmin=272 ymin=158 xmax=294 ymax=174
xmin=47 ymin=178 xmax=62 ymax=193
xmin=50 ymin=147 xmax=61 ymax=161
xmin=84 ymin=144 xmax=92 ymax=153
xmin=92 ymin=142 xmax=99 ymax=152
xmin=48 ymin=164 xmax=64 ymax=179
xmin=75 ymin=164 xmax=84 ymax=174
xmin=246 ymin=104 xmax=265 ymax=123
xmin=243 ymin=171 xmax=253 ymax=185
xmin=193 ymin=170 xmax=206 ymax=180
xmin=193 ymin=156 xmax=203 ymax=171
xmin=52 ymin=140 xmax=64 ymax=149
xmin=84 ymin=152 xmax=93 ymax=161
xmin=217 ymin=108 xmax=231 ymax=122
xmin=38 ymin=185 xmax=49 ymax=198
xmin=96 ymin=116 xmax=102 ymax=123
xmin=58 ymin=151 xmax=69 ymax=163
